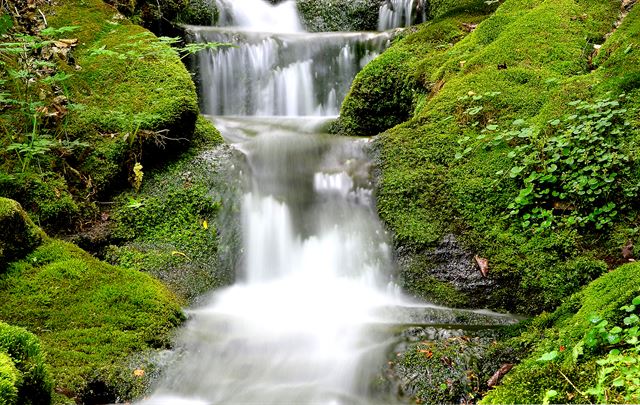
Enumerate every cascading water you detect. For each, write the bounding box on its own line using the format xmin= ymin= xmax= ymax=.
xmin=378 ymin=0 xmax=427 ymax=31
xmin=144 ymin=1 xmax=515 ymax=403
xmin=189 ymin=0 xmax=389 ymax=116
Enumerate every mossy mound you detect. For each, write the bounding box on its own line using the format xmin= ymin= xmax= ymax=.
xmin=0 ymin=352 xmax=18 ymax=405
xmin=103 ymin=117 xmax=237 ymax=303
xmin=50 ymin=0 xmax=199 ymax=189
xmin=341 ymin=0 xmax=639 ymax=313
xmin=0 ymin=240 xmax=184 ymax=402
xmin=0 ymin=198 xmax=45 ymax=271
xmin=0 ymin=322 xmax=53 ymax=405
xmin=482 ymin=262 xmax=640 ymax=403
xmin=339 ymin=0 xmax=495 ymax=136
xmin=1 ymin=0 xmax=201 ymax=233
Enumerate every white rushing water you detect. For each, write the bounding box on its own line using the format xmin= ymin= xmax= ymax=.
xmin=378 ymin=0 xmax=427 ymax=31
xmin=191 ymin=27 xmax=389 ymax=116
xmin=143 ymin=2 xmax=515 ymax=404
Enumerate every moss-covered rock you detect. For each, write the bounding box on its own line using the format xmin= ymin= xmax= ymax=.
xmin=344 ymin=0 xmax=638 ymax=313
xmin=339 ymin=0 xmax=495 ymax=136
xmin=0 ymin=240 xmax=184 ymax=402
xmin=0 ymin=322 xmax=53 ymax=405
xmin=105 ymin=123 xmax=239 ymax=303
xmin=0 ymin=0 xmax=203 ymax=233
xmin=0 ymin=352 xmax=19 ymax=405
xmin=296 ymin=0 xmax=381 ymax=32
xmin=392 ymin=336 xmax=490 ymax=403
xmin=0 ymin=198 xmax=45 ymax=271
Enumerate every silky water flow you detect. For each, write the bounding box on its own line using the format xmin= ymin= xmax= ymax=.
xmin=143 ymin=1 xmax=515 ymax=403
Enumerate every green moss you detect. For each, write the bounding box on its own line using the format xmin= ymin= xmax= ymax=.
xmin=482 ymin=262 xmax=640 ymax=403
xmin=0 ymin=172 xmax=80 ymax=231
xmin=0 ymin=322 xmax=53 ymax=405
xmin=0 ymin=198 xmax=45 ymax=270
xmin=193 ymin=115 xmax=224 ymax=147
xmin=0 ymin=240 xmax=184 ymax=401
xmin=0 ymin=0 xmax=202 ymax=232
xmin=349 ymin=0 xmax=633 ymax=312
xmin=0 ymin=352 xmax=18 ymax=405
xmin=105 ymin=135 xmax=236 ymax=302
xmin=339 ymin=0 xmax=494 ymax=136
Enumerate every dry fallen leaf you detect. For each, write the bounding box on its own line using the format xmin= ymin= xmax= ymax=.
xmin=487 ymin=363 xmax=514 ymax=387
xmin=474 ymin=255 xmax=489 ymax=277
xmin=133 ymin=369 xmax=145 ymax=377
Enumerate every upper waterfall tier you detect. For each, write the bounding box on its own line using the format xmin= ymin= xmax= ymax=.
xmin=190 ymin=27 xmax=390 ymax=117
xmin=214 ymin=0 xmax=303 ymax=33
xmin=378 ymin=0 xmax=427 ymax=31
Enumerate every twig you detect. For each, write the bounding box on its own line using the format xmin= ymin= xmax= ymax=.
xmin=559 ymin=370 xmax=592 ymax=404
xmin=37 ymin=8 xmax=47 ymax=27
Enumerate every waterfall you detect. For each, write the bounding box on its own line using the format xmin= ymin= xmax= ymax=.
xmin=143 ymin=1 xmax=515 ymax=404
xmin=191 ymin=28 xmax=390 ymax=116
xmin=378 ymin=0 xmax=427 ymax=31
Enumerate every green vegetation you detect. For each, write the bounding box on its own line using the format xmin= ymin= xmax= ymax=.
xmin=339 ymin=0 xmax=494 ymax=135
xmin=106 ymin=125 xmax=236 ymax=302
xmin=1 ymin=0 xmax=201 ymax=233
xmin=394 ymin=336 xmax=488 ymax=403
xmin=482 ymin=262 xmax=640 ymax=404
xmin=341 ymin=0 xmax=639 ymax=314
xmin=0 ymin=322 xmax=53 ymax=405
xmin=0 ymin=239 xmax=184 ymax=402
xmin=0 ymin=352 xmax=18 ymax=405
xmin=0 ymin=198 xmax=45 ymax=270
xmin=1 ymin=1 xmax=230 ymax=402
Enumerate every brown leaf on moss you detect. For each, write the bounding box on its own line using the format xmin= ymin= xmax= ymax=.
xmin=474 ymin=255 xmax=489 ymax=277
xmin=487 ymin=363 xmax=513 ymax=387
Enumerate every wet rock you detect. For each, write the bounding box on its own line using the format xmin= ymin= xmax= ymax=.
xmin=397 ymin=234 xmax=496 ymax=308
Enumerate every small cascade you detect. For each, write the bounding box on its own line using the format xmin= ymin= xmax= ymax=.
xmin=378 ymin=0 xmax=427 ymax=31
xmin=214 ymin=0 xmax=303 ymax=33
xmin=190 ymin=28 xmax=389 ymax=116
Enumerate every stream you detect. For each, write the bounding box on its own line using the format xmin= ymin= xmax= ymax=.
xmin=142 ymin=1 xmax=516 ymax=403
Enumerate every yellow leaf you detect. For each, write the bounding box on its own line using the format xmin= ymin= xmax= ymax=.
xmin=171 ymin=251 xmax=190 ymax=261
xmin=133 ymin=369 xmax=145 ymax=377
xmin=202 ymin=220 xmax=208 ymax=230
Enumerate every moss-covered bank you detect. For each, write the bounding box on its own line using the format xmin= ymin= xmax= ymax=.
xmin=339 ymin=0 xmax=640 ymax=402
xmin=0 ymin=0 xmax=202 ymax=234
xmin=0 ymin=238 xmax=184 ymax=403
xmin=341 ymin=0 xmax=639 ymax=314
xmin=0 ymin=1 xmax=231 ymax=402
xmin=103 ymin=116 xmax=240 ymax=304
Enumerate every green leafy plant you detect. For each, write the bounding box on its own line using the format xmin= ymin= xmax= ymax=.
xmin=1 ymin=25 xmax=86 ymax=172
xmin=457 ymin=95 xmax=638 ymax=231
xmin=88 ymin=33 xmax=232 ymax=66
xmin=538 ymin=295 xmax=640 ymax=403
